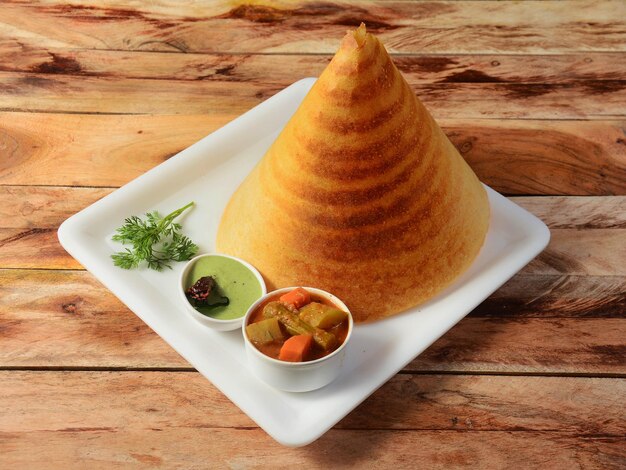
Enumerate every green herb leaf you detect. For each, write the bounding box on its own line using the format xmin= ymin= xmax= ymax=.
xmin=111 ymin=202 xmax=198 ymax=271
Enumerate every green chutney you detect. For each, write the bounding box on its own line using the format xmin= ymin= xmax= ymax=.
xmin=185 ymin=255 xmax=263 ymax=320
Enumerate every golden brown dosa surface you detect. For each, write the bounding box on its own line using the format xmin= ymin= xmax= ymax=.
xmin=216 ymin=24 xmax=490 ymax=322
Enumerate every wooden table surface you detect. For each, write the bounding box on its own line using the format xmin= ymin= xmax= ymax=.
xmin=1 ymin=1 xmax=625 ymax=468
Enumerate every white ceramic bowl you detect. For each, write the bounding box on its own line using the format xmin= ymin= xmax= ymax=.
xmin=242 ymin=287 xmax=353 ymax=392
xmin=179 ymin=253 xmax=266 ymax=331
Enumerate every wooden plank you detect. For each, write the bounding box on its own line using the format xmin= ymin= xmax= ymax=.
xmin=1 ymin=266 xmax=623 ymax=323
xmin=2 ymin=40 xmax=625 ymax=83
xmin=514 ymin=196 xmax=626 ymax=229
xmin=1 ymin=269 xmax=624 ymax=372
xmin=444 ymin=119 xmax=626 ymax=196
xmin=0 ymin=114 xmax=223 ymax=187
xmin=0 ymin=228 xmax=80 ymax=269
xmin=0 ymin=191 xmax=624 ymax=279
xmin=2 ymin=114 xmax=625 ymax=194
xmin=1 ymin=189 xmax=624 ymax=316
xmin=0 ymin=428 xmax=624 ymax=468
xmin=0 ymin=269 xmax=182 ymax=368
xmin=523 ymin=229 xmax=626 ymax=276
xmin=1 ymin=224 xmax=623 ymax=273
xmin=1 ymin=71 xmax=624 ymax=118
xmin=2 ymin=187 xmax=624 ymax=230
xmin=0 ymin=186 xmax=112 ymax=229
xmin=1 ymin=372 xmax=624 ymax=434
xmin=1 ymin=1 xmax=625 ymax=54
xmin=472 ymin=274 xmax=626 ymax=318
xmin=341 ymin=375 xmax=626 ymax=433
xmin=410 ymin=317 xmax=626 ymax=375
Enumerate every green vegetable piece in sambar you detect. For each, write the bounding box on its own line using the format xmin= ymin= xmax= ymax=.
xmin=299 ymin=302 xmax=347 ymax=329
xmin=246 ymin=317 xmax=284 ymax=345
xmin=263 ymin=302 xmax=337 ymax=351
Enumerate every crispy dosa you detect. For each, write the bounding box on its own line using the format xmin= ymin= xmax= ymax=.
xmin=216 ymin=24 xmax=490 ymax=322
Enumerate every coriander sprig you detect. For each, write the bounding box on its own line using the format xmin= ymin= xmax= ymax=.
xmin=111 ymin=202 xmax=198 ymax=271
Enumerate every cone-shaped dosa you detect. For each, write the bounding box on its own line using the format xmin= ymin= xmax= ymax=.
xmin=216 ymin=24 xmax=490 ymax=322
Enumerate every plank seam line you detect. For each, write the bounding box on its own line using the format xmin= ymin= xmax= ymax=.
xmin=6 ymin=427 xmax=625 ymax=437
xmin=4 ymin=68 xmax=626 ymax=84
xmin=2 ymin=186 xmax=626 ymax=200
xmin=399 ymin=370 xmax=626 ymax=378
xmin=3 ymin=186 xmax=623 ymax=198
xmin=4 ymin=70 xmax=626 ymax=85
xmin=0 ymin=267 xmax=88 ymax=272
xmin=0 ymin=228 xmax=55 ymax=247
xmin=1 ymin=190 xmax=621 ymax=198
xmin=4 ymin=265 xmax=625 ymax=277
xmin=1 ymin=367 xmax=624 ymax=378
xmin=42 ymin=49 xmax=626 ymax=57
xmin=311 ymin=429 xmax=626 ymax=437
xmin=1 ymin=109 xmax=624 ymax=121
xmin=0 ymin=184 xmax=120 ymax=189
xmin=169 ymin=426 xmax=626 ymax=436
xmin=0 ymin=109 xmax=146 ymax=116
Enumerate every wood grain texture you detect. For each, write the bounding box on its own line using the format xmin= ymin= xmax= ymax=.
xmin=3 ymin=40 xmax=626 ymax=83
xmin=2 ymin=191 xmax=625 ymax=316
xmin=2 ymin=0 xmax=625 ymax=54
xmin=0 ymin=227 xmax=78 ymax=269
xmin=410 ymin=317 xmax=626 ymax=375
xmin=1 ymin=372 xmax=624 ymax=434
xmin=1 ymin=269 xmax=624 ymax=372
xmin=0 ymin=114 xmax=219 ymax=187
xmin=0 ymin=186 xmax=112 ymax=229
xmin=2 ymin=187 xmax=624 ymax=231
xmin=514 ymin=196 xmax=626 ymax=229
xmin=445 ymin=119 xmax=626 ymax=196
xmin=1 ymin=0 xmax=625 ymax=460
xmin=2 ymin=71 xmax=624 ymax=118
xmin=2 ymin=114 xmax=625 ymax=194
xmin=1 ymin=226 xmax=623 ymax=273
xmin=472 ymin=274 xmax=626 ymax=318
xmin=0 ymin=269 xmax=183 ymax=368
xmin=1 ymin=429 xmax=624 ymax=469
xmin=523 ymin=229 xmax=626 ymax=276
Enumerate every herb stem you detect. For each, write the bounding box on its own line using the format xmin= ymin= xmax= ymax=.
xmin=157 ymin=201 xmax=195 ymax=232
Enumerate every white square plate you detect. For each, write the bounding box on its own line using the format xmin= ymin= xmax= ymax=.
xmin=58 ymin=78 xmax=550 ymax=447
